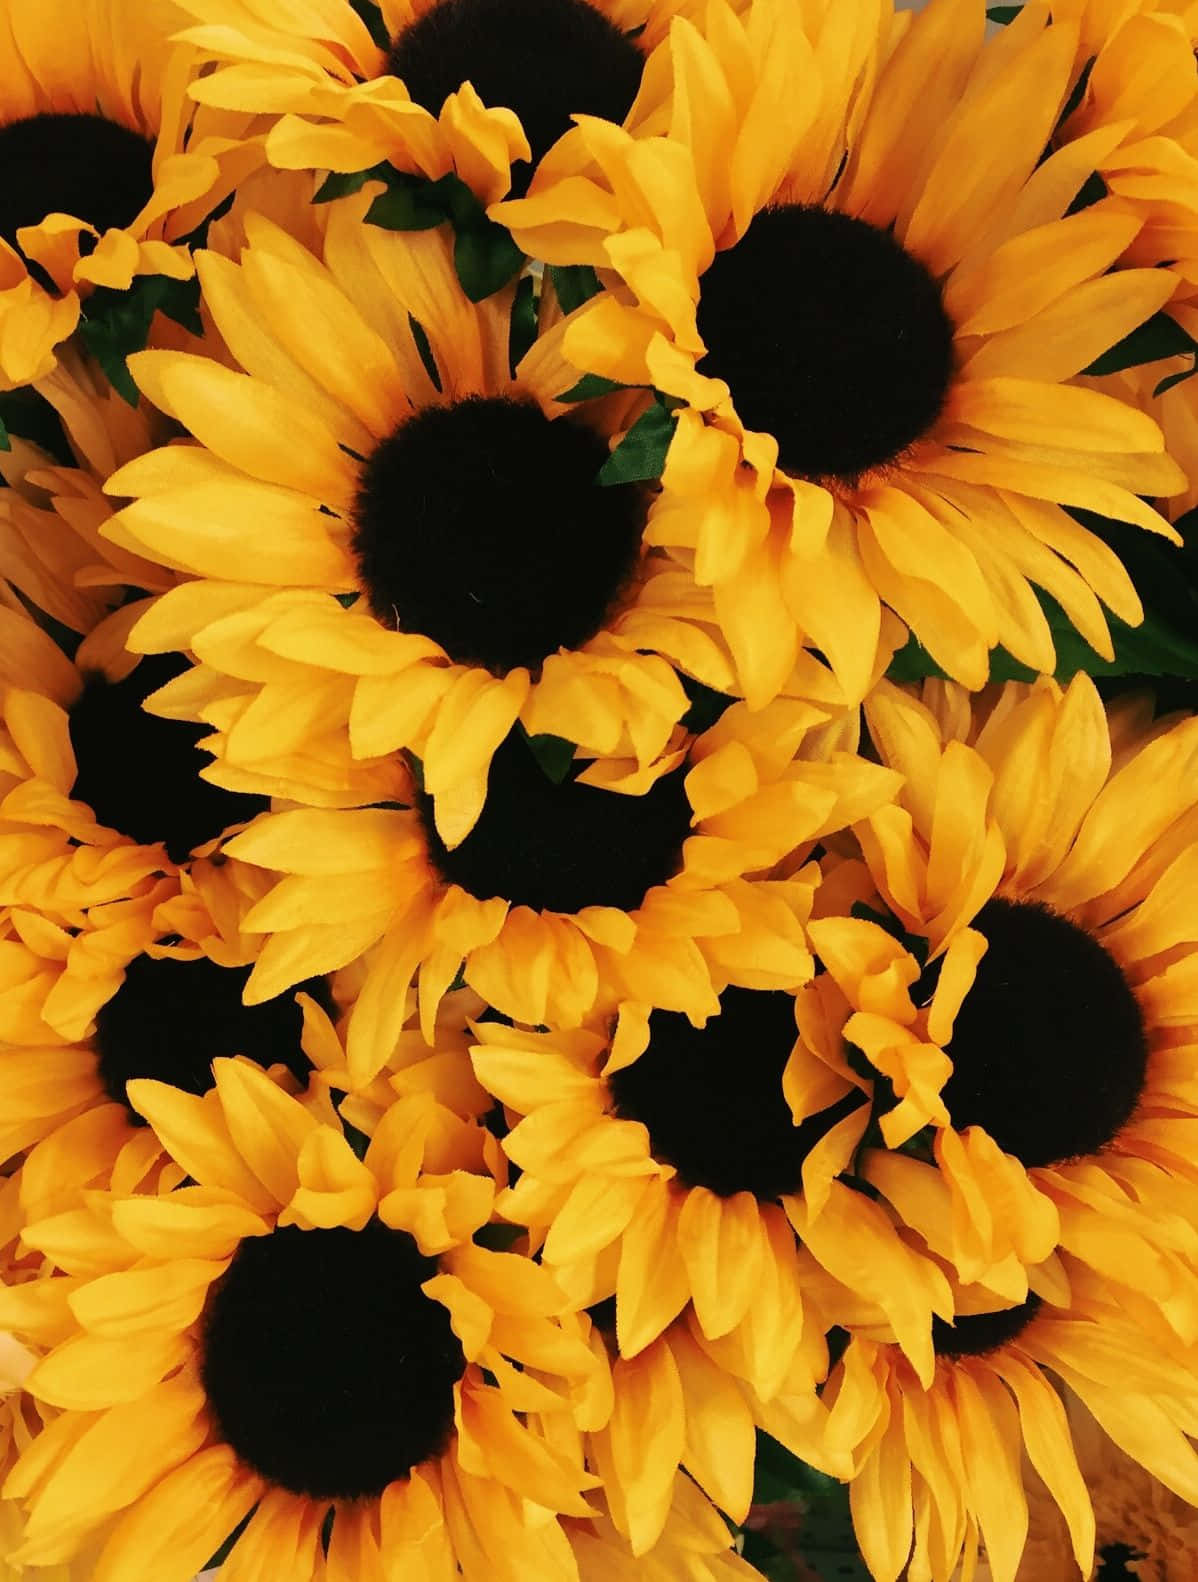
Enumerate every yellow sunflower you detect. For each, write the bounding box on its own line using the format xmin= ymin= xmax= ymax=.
xmin=172 ymin=0 xmax=704 ymax=208
xmin=494 ymin=0 xmax=1185 ymax=701
xmin=217 ymin=695 xmax=900 ymax=1078
xmin=469 ymin=997 xmax=954 ymax=1408
xmin=0 ymin=1062 xmax=598 ymax=1582
xmin=813 ymin=1255 xmax=1198 ymax=1582
xmin=0 ymin=600 xmax=289 ymax=1019
xmin=0 ymin=347 xmax=181 ymax=635
xmin=95 ymin=193 xmax=846 ymax=843
xmin=782 ymin=674 xmax=1198 ymax=1334
xmin=0 ymin=0 xmax=255 ymax=390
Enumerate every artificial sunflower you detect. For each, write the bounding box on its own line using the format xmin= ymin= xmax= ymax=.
xmin=97 ymin=195 xmax=871 ymax=842
xmin=0 ymin=347 xmax=179 ymax=636
xmin=0 ymin=599 xmax=289 ymax=1026
xmin=814 ymin=1257 xmax=1198 ymax=1582
xmin=0 ymin=1062 xmax=599 ymax=1582
xmin=494 ymin=0 xmax=1185 ymax=701
xmin=0 ymin=0 xmax=251 ymax=389
xmin=173 ymin=0 xmax=700 ymax=208
xmin=0 ymin=928 xmax=345 ymax=1217
xmin=470 ymin=998 xmax=952 ymax=1402
xmin=783 ymin=674 xmax=1198 ymax=1328
xmin=216 ymin=695 xmax=900 ymax=1077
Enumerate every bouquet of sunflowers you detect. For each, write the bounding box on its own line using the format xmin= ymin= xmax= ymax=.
xmin=3 ymin=0 xmax=1198 ymax=1578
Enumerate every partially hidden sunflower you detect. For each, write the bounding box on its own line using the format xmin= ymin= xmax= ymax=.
xmin=810 ymin=1253 xmax=1198 ymax=1582
xmin=0 ymin=599 xmax=289 ymax=1034
xmin=0 ymin=0 xmax=255 ymax=389
xmin=213 ymin=694 xmax=900 ymax=1080
xmin=493 ymin=0 xmax=1186 ymax=701
xmin=782 ymin=674 xmax=1198 ymax=1343
xmin=0 ymin=1060 xmax=601 ymax=1582
xmin=172 ymin=0 xmax=704 ymax=208
xmin=469 ymin=990 xmax=954 ymax=1412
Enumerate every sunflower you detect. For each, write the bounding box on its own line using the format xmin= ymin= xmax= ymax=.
xmin=493 ymin=0 xmax=1186 ymax=701
xmin=0 ymin=599 xmax=292 ymax=1034
xmin=0 ymin=347 xmax=181 ymax=636
xmin=172 ymin=0 xmax=702 ymax=208
xmin=814 ymin=1252 xmax=1198 ymax=1582
xmin=217 ymin=695 xmax=900 ymax=1081
xmin=0 ymin=0 xmax=252 ymax=390
xmin=781 ymin=674 xmax=1198 ymax=1337
xmin=0 ymin=1061 xmax=599 ymax=1582
xmin=469 ymin=992 xmax=956 ymax=1415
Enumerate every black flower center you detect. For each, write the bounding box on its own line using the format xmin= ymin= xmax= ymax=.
xmin=68 ymin=654 xmax=269 ymax=863
xmin=420 ymin=728 xmax=692 ymax=913
xmin=608 ymin=987 xmax=867 ymax=1199
xmin=931 ymin=1294 xmax=1042 ymax=1360
xmin=0 ymin=113 xmax=154 ymax=261
xmin=695 ymin=205 xmax=955 ymax=483
xmin=353 ymin=396 xmax=646 ymax=675
xmin=938 ymin=898 xmax=1149 ymax=1168
xmin=202 ymin=1223 xmax=464 ymax=1499
xmin=94 ymin=955 xmax=331 ymax=1123
xmin=387 ymin=0 xmax=644 ymax=195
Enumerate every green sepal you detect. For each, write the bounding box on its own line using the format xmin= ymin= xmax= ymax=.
xmin=364 ymin=169 xmax=526 ymax=300
xmin=1083 ymin=309 xmax=1198 ymax=377
xmin=453 ymin=218 xmax=524 ymax=303
xmin=520 ymin=727 xmax=576 ymax=784
xmin=348 ymin=0 xmax=390 ymax=49
xmin=558 ymin=372 xmax=627 ymax=403
xmin=313 ymin=164 xmax=389 ymax=204
xmin=1155 ymin=353 xmax=1198 ymax=397
xmin=597 ymin=399 xmax=676 ymax=485
xmin=548 ymin=264 xmax=603 ymax=316
xmin=509 ymin=274 xmax=538 ymax=376
xmin=335 ymin=591 xmax=360 ymax=609
xmin=365 ymin=176 xmax=452 ymax=231
xmin=81 ymin=273 xmax=203 ymax=409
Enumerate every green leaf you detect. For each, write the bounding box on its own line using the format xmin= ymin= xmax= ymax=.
xmin=986 ymin=4 xmax=1023 ymax=18
xmin=509 ymin=274 xmax=538 ymax=376
xmin=365 ymin=179 xmax=449 ymax=231
xmin=1083 ymin=309 xmax=1198 ymax=376
xmin=335 ymin=592 xmax=360 ymax=609
xmin=454 ymin=218 xmax=524 ymax=302
xmin=1155 ymin=354 xmax=1198 ymax=397
xmin=548 ymin=264 xmax=603 ymax=316
xmin=521 ymin=729 xmax=576 ymax=784
xmin=313 ymin=166 xmax=380 ymax=203
xmin=558 ymin=372 xmax=627 ymax=403
xmin=80 ymin=273 xmax=203 ymax=407
xmin=597 ymin=400 xmax=676 ymax=485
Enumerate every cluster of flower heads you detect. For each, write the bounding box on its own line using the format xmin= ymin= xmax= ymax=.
xmin=1 ymin=0 xmax=1198 ymax=1579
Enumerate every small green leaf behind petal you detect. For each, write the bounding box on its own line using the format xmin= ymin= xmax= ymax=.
xmin=597 ymin=399 xmax=677 ymax=485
